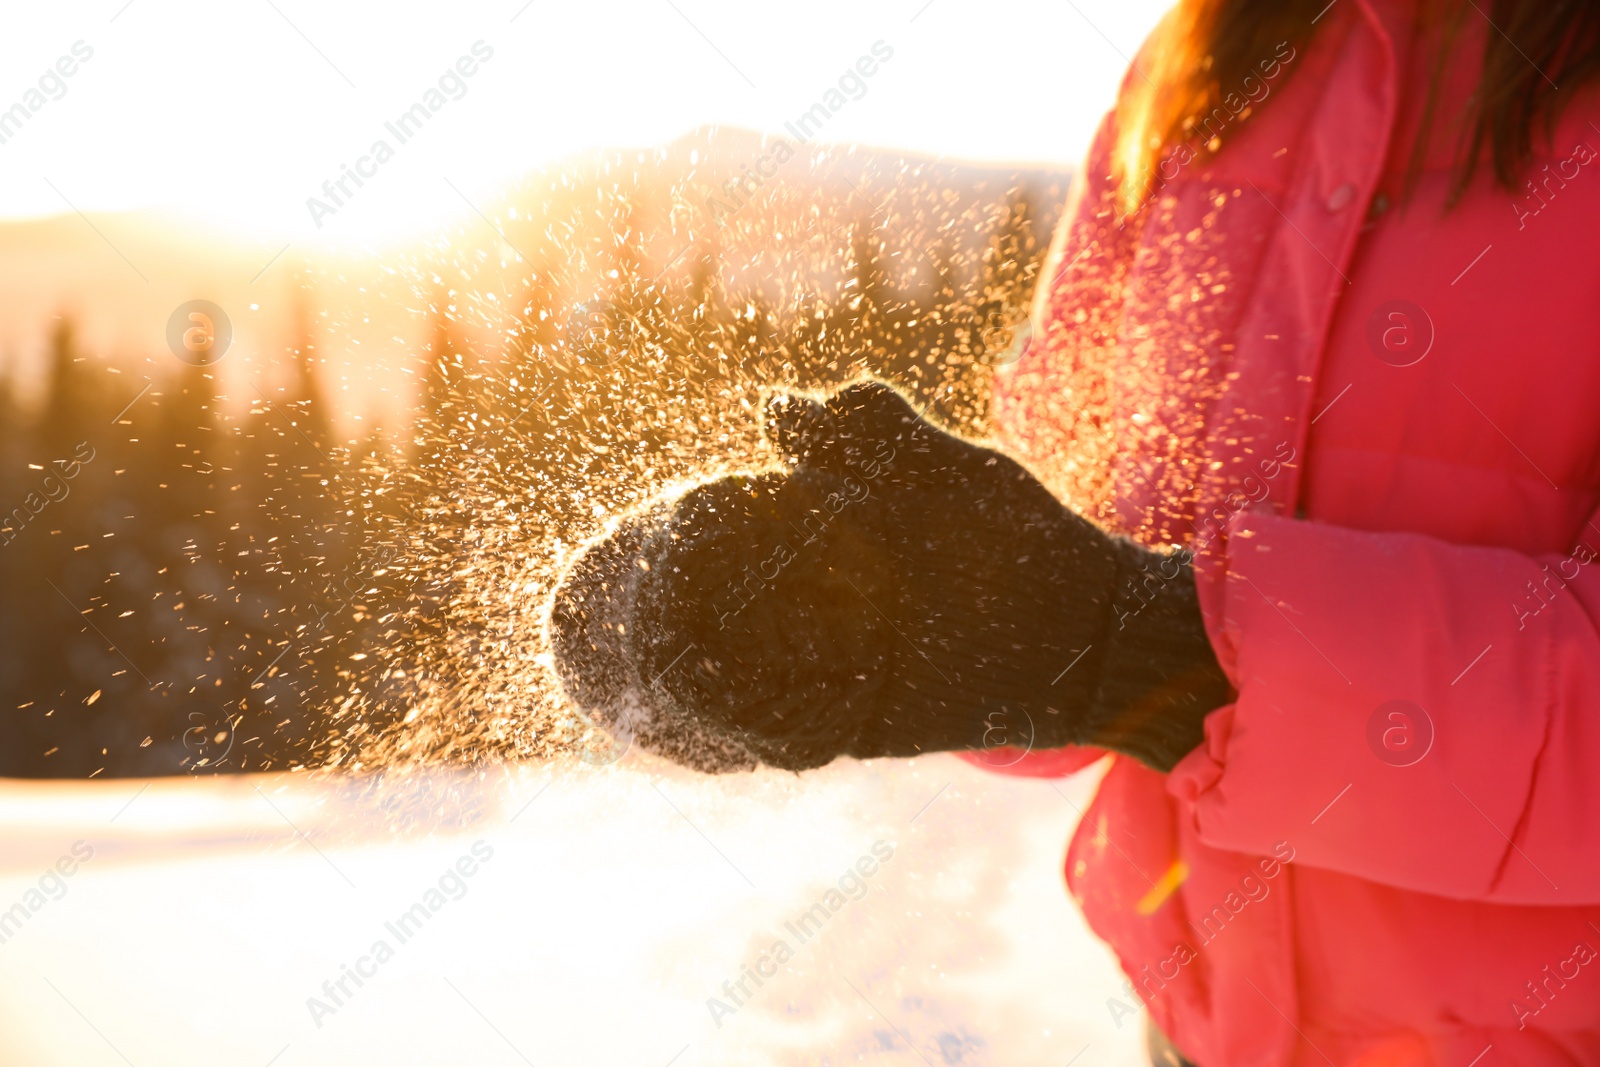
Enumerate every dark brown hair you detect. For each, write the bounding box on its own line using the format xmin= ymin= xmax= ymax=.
xmin=1112 ymin=0 xmax=1600 ymax=212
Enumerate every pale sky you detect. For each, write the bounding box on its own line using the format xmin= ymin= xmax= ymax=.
xmin=0 ymin=0 xmax=1171 ymax=245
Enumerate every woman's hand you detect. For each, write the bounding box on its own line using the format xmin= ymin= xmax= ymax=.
xmin=548 ymin=380 xmax=1230 ymax=773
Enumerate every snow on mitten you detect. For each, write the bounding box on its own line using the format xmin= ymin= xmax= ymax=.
xmin=548 ymin=381 xmax=1230 ymax=772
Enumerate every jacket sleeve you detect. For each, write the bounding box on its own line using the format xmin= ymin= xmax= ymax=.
xmin=1170 ymin=508 xmax=1600 ymax=904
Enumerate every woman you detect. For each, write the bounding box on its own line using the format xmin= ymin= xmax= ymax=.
xmin=550 ymin=0 xmax=1600 ymax=1062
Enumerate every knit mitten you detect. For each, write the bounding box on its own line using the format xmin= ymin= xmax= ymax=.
xmin=547 ymin=381 xmax=1231 ymax=773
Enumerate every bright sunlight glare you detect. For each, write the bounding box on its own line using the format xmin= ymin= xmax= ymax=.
xmin=0 ymin=0 xmax=1170 ymax=245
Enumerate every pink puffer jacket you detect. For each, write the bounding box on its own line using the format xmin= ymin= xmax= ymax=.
xmin=971 ymin=1 xmax=1600 ymax=1063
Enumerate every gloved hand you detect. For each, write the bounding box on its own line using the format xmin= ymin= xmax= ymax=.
xmin=547 ymin=380 xmax=1231 ymax=773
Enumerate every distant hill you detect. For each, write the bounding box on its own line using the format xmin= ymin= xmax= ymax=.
xmin=0 ymin=127 xmax=1070 ymax=435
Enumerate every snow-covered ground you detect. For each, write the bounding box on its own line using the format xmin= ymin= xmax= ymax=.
xmin=0 ymin=754 xmax=1144 ymax=1066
